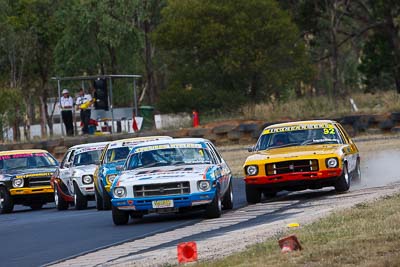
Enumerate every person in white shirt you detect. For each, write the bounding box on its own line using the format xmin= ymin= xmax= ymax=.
xmin=60 ymin=89 xmax=74 ymax=136
xmin=75 ymin=88 xmax=93 ymax=135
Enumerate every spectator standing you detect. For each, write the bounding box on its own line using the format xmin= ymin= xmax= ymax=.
xmin=60 ymin=89 xmax=74 ymax=136
xmin=76 ymin=88 xmax=93 ymax=135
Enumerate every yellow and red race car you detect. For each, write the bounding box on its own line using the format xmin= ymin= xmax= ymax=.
xmin=0 ymin=149 xmax=58 ymax=213
xmin=243 ymin=120 xmax=360 ymax=203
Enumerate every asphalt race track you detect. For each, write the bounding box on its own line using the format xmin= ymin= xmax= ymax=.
xmin=0 ymin=179 xmax=247 ymax=267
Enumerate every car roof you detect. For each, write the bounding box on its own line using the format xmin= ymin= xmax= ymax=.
xmin=69 ymin=141 xmax=109 ymax=150
xmin=106 ymin=136 xmax=172 ymax=148
xmin=0 ymin=149 xmax=50 ymax=156
xmin=130 ymin=137 xmax=209 ymax=150
xmin=265 ymin=120 xmax=338 ymax=129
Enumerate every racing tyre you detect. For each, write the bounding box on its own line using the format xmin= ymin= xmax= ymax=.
xmin=112 ymin=205 xmax=129 ymax=225
xmin=352 ymin=160 xmax=361 ymax=184
xmin=246 ymin=184 xmax=262 ymax=204
xmin=0 ymin=187 xmax=14 ymax=214
xmin=95 ymin=186 xmax=104 ymax=211
xmin=335 ymin=163 xmax=350 ymax=192
xmin=54 ymin=186 xmax=69 ymax=211
xmin=222 ymin=180 xmax=233 ymax=210
xmin=30 ymin=202 xmax=44 ymax=210
xmin=102 ymin=184 xmax=111 ymax=210
xmin=74 ymin=182 xmax=88 ymax=210
xmin=205 ymin=190 xmax=222 ymax=219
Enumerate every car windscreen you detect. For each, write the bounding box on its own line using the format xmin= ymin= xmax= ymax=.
xmin=105 ymin=147 xmax=131 ymax=163
xmin=73 ymin=150 xmax=101 ymax=166
xmin=125 ymin=147 xmax=212 ymax=170
xmin=256 ymin=126 xmax=343 ymax=151
xmin=0 ymin=153 xmax=58 ymax=170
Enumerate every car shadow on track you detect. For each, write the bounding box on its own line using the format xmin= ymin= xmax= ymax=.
xmin=270 ymin=188 xmax=337 ymax=203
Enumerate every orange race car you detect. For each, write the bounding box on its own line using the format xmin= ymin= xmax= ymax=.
xmin=243 ymin=120 xmax=360 ymax=203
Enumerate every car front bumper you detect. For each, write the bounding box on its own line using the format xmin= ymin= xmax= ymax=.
xmin=9 ymin=186 xmax=54 ymax=196
xmin=79 ymin=184 xmax=95 ymax=196
xmin=111 ymin=191 xmax=215 ymax=211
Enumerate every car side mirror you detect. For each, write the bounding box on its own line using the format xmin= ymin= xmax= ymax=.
xmin=64 ymin=162 xmax=71 ymax=168
xmin=116 ymin=165 xmax=124 ymax=171
xmin=247 ymin=146 xmax=255 ymax=152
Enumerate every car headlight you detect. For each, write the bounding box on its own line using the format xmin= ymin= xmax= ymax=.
xmin=82 ymin=175 xmax=93 ymax=184
xmin=245 ymin=165 xmax=259 ymax=176
xmin=198 ymin=180 xmax=211 ymax=192
xmin=326 ymin=158 xmax=338 ymax=168
xmin=12 ymin=178 xmax=24 ymax=188
xmin=113 ymin=187 xmax=126 ymax=198
xmin=107 ymin=174 xmax=117 ymax=184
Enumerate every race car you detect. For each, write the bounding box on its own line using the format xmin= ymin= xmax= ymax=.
xmin=51 ymin=142 xmax=108 ymax=210
xmin=93 ymin=136 xmax=173 ymax=210
xmin=110 ymin=138 xmax=233 ymax=225
xmin=0 ymin=150 xmax=58 ymax=213
xmin=243 ymin=120 xmax=360 ymax=203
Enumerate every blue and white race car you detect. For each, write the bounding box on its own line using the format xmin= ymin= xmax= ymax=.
xmin=110 ymin=138 xmax=233 ymax=225
xmin=93 ymin=136 xmax=172 ymax=210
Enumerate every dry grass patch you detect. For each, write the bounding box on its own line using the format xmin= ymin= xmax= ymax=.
xmin=241 ymin=91 xmax=400 ymax=121
xmin=195 ymin=194 xmax=400 ymax=267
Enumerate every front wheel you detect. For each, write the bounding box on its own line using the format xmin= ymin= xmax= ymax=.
xmin=74 ymin=183 xmax=88 ymax=210
xmin=246 ymin=184 xmax=261 ymax=204
xmin=54 ymin=185 xmax=69 ymax=211
xmin=0 ymin=187 xmax=14 ymax=214
xmin=222 ymin=180 xmax=233 ymax=210
xmin=112 ymin=205 xmax=129 ymax=225
xmin=335 ymin=163 xmax=350 ymax=192
xmin=205 ymin=190 xmax=222 ymax=219
xmin=102 ymin=185 xmax=111 ymax=210
xmin=95 ymin=186 xmax=104 ymax=211
xmin=352 ymin=160 xmax=361 ymax=184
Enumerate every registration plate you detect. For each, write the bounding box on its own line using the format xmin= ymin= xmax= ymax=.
xmin=152 ymin=199 xmax=174 ymax=209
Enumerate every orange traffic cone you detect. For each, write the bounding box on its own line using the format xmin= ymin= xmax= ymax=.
xmin=177 ymin=241 xmax=198 ymax=263
xmin=278 ymin=234 xmax=302 ymax=253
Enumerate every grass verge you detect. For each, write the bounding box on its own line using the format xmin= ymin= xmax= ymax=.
xmin=195 ymin=193 xmax=400 ymax=267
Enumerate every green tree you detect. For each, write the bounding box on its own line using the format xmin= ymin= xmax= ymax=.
xmin=357 ymin=0 xmax=400 ymax=93
xmin=154 ymin=0 xmax=312 ymax=112
xmin=54 ymin=0 xmax=139 ymax=76
xmin=0 ymin=0 xmax=34 ymax=141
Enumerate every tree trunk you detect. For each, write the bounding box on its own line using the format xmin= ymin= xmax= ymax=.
xmin=107 ymin=45 xmax=118 ymax=74
xmin=46 ymin=99 xmax=56 ymax=137
xmin=144 ymin=18 xmax=156 ymax=104
xmin=23 ymin=99 xmax=31 ymax=141
xmin=12 ymin=104 xmax=21 ymax=142
xmin=39 ymin=96 xmax=48 ymax=138
xmin=329 ymin=1 xmax=339 ymax=99
xmin=385 ymin=11 xmax=400 ymax=93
